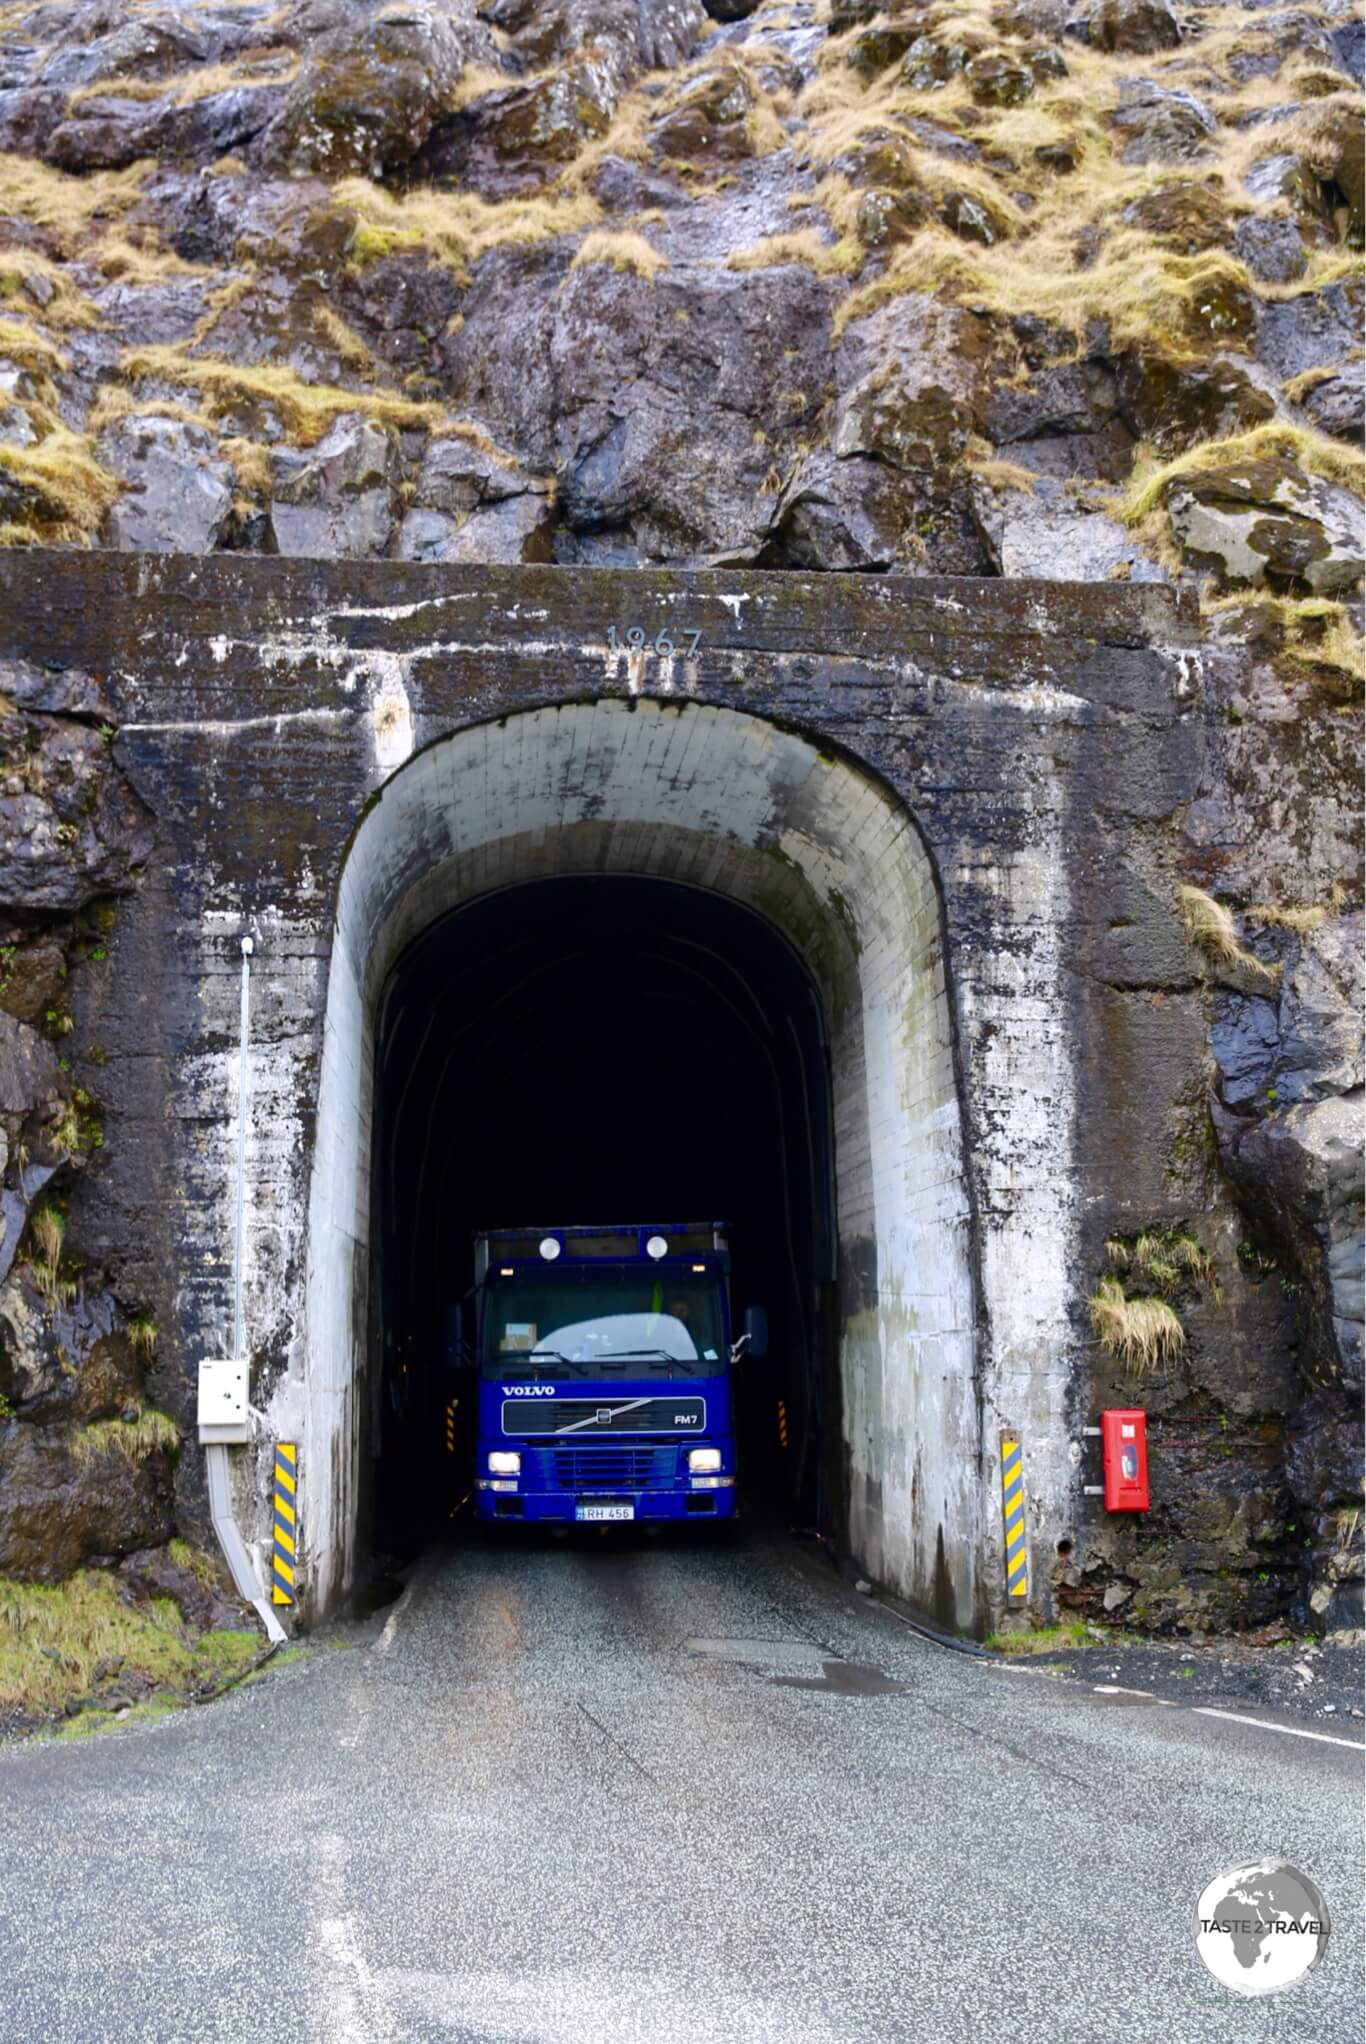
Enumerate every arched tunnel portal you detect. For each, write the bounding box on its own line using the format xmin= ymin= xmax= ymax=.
xmin=300 ymin=699 xmax=978 ymax=1625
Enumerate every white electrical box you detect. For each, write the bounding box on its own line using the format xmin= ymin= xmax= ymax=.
xmin=198 ymin=1358 xmax=249 ymax=1444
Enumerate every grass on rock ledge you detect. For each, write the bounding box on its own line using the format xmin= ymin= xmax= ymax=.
xmin=986 ymin=1622 xmax=1145 ymax=1655
xmin=0 ymin=1568 xmax=261 ymax=1728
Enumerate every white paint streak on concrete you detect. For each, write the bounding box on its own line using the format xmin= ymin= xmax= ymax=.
xmin=327 ymin=593 xmax=477 ymax=624
xmin=365 ymin=653 xmax=414 ymax=774
xmin=955 ymin=808 xmax=1078 ymax=1610
xmin=120 ymin=710 xmax=352 ymax=737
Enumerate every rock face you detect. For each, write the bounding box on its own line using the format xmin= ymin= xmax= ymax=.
xmin=0 ymin=1418 xmax=174 ymax=1579
xmin=99 ymin=415 xmax=234 ymax=554
xmin=0 ymin=645 xmax=156 ymax=1588
xmin=1167 ymin=457 xmax=1364 ymax=593
xmin=256 ymin=7 xmax=484 ymax=179
xmin=0 ymin=0 xmax=1358 ymax=1635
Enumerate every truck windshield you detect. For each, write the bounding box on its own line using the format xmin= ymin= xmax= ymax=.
xmin=483 ymin=1272 xmax=724 ymax=1379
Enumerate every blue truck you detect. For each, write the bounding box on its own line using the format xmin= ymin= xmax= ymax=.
xmin=470 ymin=1222 xmax=766 ymax=1526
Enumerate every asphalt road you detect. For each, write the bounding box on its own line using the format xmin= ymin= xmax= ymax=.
xmin=1 ymin=1530 xmax=1361 ymax=2044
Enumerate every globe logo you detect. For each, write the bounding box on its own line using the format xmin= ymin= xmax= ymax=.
xmin=1194 ymin=1862 xmax=1330 ymax=1996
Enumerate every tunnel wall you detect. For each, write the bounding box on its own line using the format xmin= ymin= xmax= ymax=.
xmin=0 ymin=553 xmax=1202 ymax=1633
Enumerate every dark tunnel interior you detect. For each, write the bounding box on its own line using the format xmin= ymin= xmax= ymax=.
xmin=368 ymin=874 xmax=838 ymax=1561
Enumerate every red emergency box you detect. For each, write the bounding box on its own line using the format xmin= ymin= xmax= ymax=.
xmin=1101 ymin=1408 xmax=1149 ymax=1511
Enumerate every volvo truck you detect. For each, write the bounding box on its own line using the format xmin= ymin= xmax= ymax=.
xmin=468 ymin=1222 xmax=766 ymax=1525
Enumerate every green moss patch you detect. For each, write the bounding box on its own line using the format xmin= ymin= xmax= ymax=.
xmin=0 ymin=1569 xmax=261 ymax=1727
xmin=986 ymin=1621 xmax=1144 ymax=1655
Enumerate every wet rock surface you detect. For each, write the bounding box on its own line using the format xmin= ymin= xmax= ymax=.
xmin=0 ymin=0 xmax=1357 ymax=1635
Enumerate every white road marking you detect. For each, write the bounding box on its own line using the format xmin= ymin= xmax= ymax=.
xmin=1192 ymin=1708 xmax=1366 ymax=1753
xmin=376 ymin=1591 xmax=409 ymax=1656
xmin=310 ymin=1833 xmax=375 ymax=2044
xmin=990 ymin=1661 xmax=1363 ymax=1750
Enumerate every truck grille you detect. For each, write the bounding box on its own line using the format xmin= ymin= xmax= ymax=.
xmin=528 ymin=1445 xmax=678 ymax=1492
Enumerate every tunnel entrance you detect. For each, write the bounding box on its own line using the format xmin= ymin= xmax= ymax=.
xmin=370 ymin=875 xmax=836 ymax=1557
xmin=298 ymin=699 xmax=978 ymax=1627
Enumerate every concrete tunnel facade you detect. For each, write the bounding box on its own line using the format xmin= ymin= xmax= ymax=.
xmin=0 ymin=553 xmax=1204 ymax=1636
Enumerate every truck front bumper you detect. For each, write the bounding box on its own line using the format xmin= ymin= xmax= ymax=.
xmin=475 ymin=1484 xmax=737 ymax=1524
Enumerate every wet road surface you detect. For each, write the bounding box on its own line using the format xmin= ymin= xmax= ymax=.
xmin=1 ymin=1529 xmax=1361 ymax=2043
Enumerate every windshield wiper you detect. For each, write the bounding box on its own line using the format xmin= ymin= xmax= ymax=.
xmin=527 ymin=1350 xmax=587 ymax=1376
xmin=596 ymin=1348 xmax=679 ymax=1361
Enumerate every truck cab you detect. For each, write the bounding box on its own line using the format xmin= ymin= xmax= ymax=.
xmin=469 ymin=1222 xmax=759 ymax=1526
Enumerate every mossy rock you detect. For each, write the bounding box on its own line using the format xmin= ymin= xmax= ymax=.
xmin=900 ymin=37 xmax=973 ymax=91
xmin=258 ymin=12 xmax=471 ymax=179
xmin=845 ymin=27 xmax=919 ymax=80
xmin=966 ymin=52 xmax=1036 ymax=107
xmin=1122 ymin=179 xmax=1229 ymax=255
xmin=651 ymin=64 xmax=755 ymax=159
xmin=1182 ymin=270 xmax=1258 ymax=348
xmin=938 ymin=187 xmax=1010 ymax=245
xmin=480 ymin=64 xmax=619 ymax=166
xmin=1167 ymin=455 xmax=1365 ymax=594
xmin=1082 ymin=0 xmax=1182 ymax=54
xmin=855 ymin=186 xmax=934 ymax=250
xmin=835 ymin=371 xmax=974 ymax=471
xmin=1117 ymin=351 xmax=1274 ymax=456
xmin=832 ymin=132 xmax=921 ymax=191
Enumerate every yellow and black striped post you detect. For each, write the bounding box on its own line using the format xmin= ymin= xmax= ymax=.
xmin=444 ymin=1399 xmax=457 ymax=1456
xmin=776 ymin=1398 xmax=788 ymax=1451
xmin=272 ymin=1442 xmax=298 ymax=1607
xmin=1000 ymin=1432 xmax=1028 ymax=1601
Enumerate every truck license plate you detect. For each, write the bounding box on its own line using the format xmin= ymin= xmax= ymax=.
xmin=576 ymin=1502 xmax=634 ymax=1522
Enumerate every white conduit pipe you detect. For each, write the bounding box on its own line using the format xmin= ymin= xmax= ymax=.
xmin=208 ymin=934 xmax=286 ymax=1645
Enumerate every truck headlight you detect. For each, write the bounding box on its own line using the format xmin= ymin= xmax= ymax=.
xmin=688 ymin=1447 xmax=722 ymax=1474
xmin=488 ymin=1450 xmax=521 ymax=1475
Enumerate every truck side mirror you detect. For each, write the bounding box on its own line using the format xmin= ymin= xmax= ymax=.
xmin=742 ymin=1305 xmax=769 ymax=1359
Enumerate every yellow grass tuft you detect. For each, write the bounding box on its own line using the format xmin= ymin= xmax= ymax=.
xmin=1089 ymin=1276 xmax=1185 ymax=1374
xmin=0 ymin=316 xmax=66 ymax=379
xmin=569 ymin=229 xmax=667 ymax=280
xmin=831 ymin=224 xmax=1256 ymax=349
xmin=0 ymin=250 xmax=101 ymax=332
xmin=1177 ymin=886 xmax=1281 ymax=982
xmin=88 ymin=233 xmax=210 ymax=286
xmin=118 ymin=347 xmax=443 ymax=445
xmin=1245 ymin=882 xmax=1346 ymax=934
xmin=727 ymin=226 xmax=864 ymax=276
xmin=1107 ymin=1230 xmax=1216 ymax=1291
xmin=334 ymin=176 xmax=601 ymax=283
xmin=86 ymin=388 xmax=210 ymax=436
xmin=0 ymin=427 xmax=121 ymax=543
xmin=961 ymin=436 xmax=1041 ymax=494
xmin=68 ymin=1407 xmax=179 ymax=1470
xmin=311 ymin=304 xmax=374 ymax=373
xmin=1123 ymin=423 xmax=1365 ymax=526
xmin=0 ymin=155 xmax=152 ymax=250
xmin=219 ymin=435 xmax=274 ymax=502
